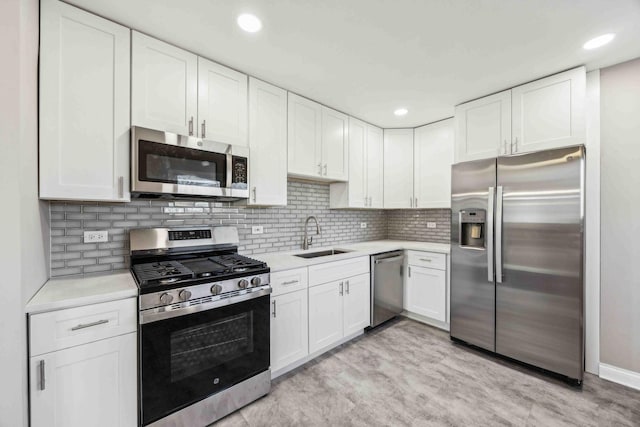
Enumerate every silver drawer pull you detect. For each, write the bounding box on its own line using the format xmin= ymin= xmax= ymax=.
xmin=39 ymin=360 xmax=45 ymax=391
xmin=281 ymin=280 xmax=299 ymax=286
xmin=419 ymin=258 xmax=432 ymax=262
xmin=71 ymin=319 xmax=109 ymax=331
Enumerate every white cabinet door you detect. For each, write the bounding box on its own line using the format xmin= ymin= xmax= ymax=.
xmin=270 ymin=290 xmax=309 ymax=372
xmin=248 ymin=78 xmax=287 ymax=205
xmin=131 ymin=31 xmax=198 ymax=136
xmin=321 ymin=107 xmax=349 ymax=181
xmin=343 ymin=274 xmax=371 ymax=336
xmin=198 ymin=57 xmax=248 ymax=145
xmin=309 ymin=281 xmax=343 ymax=353
xmin=383 ymin=129 xmax=414 ymax=208
xmin=512 ymin=67 xmax=586 ymax=153
xmin=30 ymin=333 xmax=137 ymax=427
xmin=414 ymin=119 xmax=454 ymax=208
xmin=366 ymin=125 xmax=384 ymax=208
xmin=406 ymin=265 xmax=446 ymax=322
xmin=288 ymin=93 xmax=322 ymax=177
xmin=39 ymin=0 xmax=130 ymax=202
xmin=347 ymin=117 xmax=367 ymax=207
xmin=455 ymin=90 xmax=511 ymax=163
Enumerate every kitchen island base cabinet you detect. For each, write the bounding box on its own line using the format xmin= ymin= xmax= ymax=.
xmin=29 ymin=333 xmax=137 ymax=427
xmin=270 ymin=289 xmax=309 ymax=372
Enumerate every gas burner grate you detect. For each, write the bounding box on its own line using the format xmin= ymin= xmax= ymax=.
xmin=132 ymin=260 xmax=194 ymax=286
xmin=210 ymin=254 xmax=266 ymax=272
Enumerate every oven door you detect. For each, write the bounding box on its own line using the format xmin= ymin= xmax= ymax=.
xmin=140 ymin=294 xmax=270 ymax=425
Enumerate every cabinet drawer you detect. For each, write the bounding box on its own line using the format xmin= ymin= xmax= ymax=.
xmin=308 ymin=256 xmax=369 ymax=287
xmin=30 ymin=297 xmax=137 ymax=356
xmin=407 ymin=251 xmax=446 ymax=271
xmin=271 ymin=267 xmax=308 ymax=296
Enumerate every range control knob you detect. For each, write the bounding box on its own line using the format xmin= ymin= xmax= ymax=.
xmin=178 ymin=289 xmax=192 ymax=301
xmin=159 ymin=292 xmax=174 ymax=305
xmin=238 ymin=279 xmax=249 ymax=289
xmin=210 ymin=284 xmax=223 ymax=296
xmin=251 ymin=276 xmax=262 ymax=287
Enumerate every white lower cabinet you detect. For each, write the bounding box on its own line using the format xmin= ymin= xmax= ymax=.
xmin=29 ymin=298 xmax=137 ymax=427
xmin=309 ymin=272 xmax=370 ymax=354
xmin=404 ymin=251 xmax=448 ymax=326
xmin=270 ymin=289 xmax=309 ymax=372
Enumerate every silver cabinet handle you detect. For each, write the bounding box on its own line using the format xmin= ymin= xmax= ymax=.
xmin=38 ymin=360 xmax=45 ymax=391
xmin=487 ymin=187 xmax=495 ymax=282
xmin=410 ymin=197 xmax=413 ymax=208
xmin=496 ymin=186 xmax=504 ymax=283
xmin=415 ymin=198 xmax=418 ymax=207
xmin=281 ymin=280 xmax=298 ymax=286
xmin=323 ymin=164 xmax=327 ymax=176
xmin=189 ymin=116 xmax=194 ymax=136
xmin=368 ymin=197 xmax=372 ymax=206
xmin=318 ymin=162 xmax=322 ymax=175
xmin=503 ymin=140 xmax=508 ymax=155
xmin=252 ymin=187 xmax=257 ymax=202
xmin=201 ymin=120 xmax=206 ymax=138
xmin=374 ymin=255 xmax=404 ymax=264
xmin=408 ymin=266 xmax=411 ymax=277
xmin=272 ymin=300 xmax=276 ymax=318
xmin=118 ymin=176 xmax=124 ymax=198
xmin=345 ymin=280 xmax=350 ymax=295
xmin=511 ymin=137 xmax=517 ymax=153
xmin=364 ymin=197 xmax=368 ymax=207
xmin=419 ymin=258 xmax=432 ymax=262
xmin=339 ymin=281 xmax=344 ymax=296
xmin=71 ymin=319 xmax=109 ymax=331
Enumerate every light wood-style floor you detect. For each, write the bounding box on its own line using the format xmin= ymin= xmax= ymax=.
xmin=216 ymin=318 xmax=640 ymax=426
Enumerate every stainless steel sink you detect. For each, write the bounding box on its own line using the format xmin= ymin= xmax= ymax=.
xmin=294 ymin=249 xmax=350 ymax=259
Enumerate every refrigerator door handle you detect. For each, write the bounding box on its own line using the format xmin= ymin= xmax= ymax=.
xmin=487 ymin=187 xmax=495 ymax=282
xmin=496 ymin=186 xmax=504 ymax=283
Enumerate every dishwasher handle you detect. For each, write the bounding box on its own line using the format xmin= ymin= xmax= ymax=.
xmin=374 ymin=255 xmax=404 ymax=264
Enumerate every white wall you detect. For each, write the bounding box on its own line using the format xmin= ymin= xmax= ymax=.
xmin=0 ymin=0 xmax=48 ymax=425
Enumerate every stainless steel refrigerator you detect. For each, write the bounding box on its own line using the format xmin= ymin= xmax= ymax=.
xmin=450 ymin=145 xmax=585 ymax=384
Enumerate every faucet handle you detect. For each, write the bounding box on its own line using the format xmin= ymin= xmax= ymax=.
xmin=308 ymin=236 xmax=313 ymax=246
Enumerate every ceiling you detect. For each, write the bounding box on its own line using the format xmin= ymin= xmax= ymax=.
xmin=67 ymin=0 xmax=640 ymax=128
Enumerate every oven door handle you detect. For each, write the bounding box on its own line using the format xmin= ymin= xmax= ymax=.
xmin=140 ymin=286 xmax=272 ymax=324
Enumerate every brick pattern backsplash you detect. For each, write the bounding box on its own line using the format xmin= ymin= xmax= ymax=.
xmin=49 ymin=180 xmax=386 ymax=277
xmin=386 ymin=209 xmax=451 ymax=243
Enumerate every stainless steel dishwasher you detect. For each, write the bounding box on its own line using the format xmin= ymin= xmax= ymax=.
xmin=370 ymin=251 xmax=405 ymax=328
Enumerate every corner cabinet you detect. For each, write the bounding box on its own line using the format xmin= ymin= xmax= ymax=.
xmin=383 ymin=129 xmax=415 ymax=208
xmin=454 ymin=67 xmax=586 ymax=163
xmin=29 ymin=298 xmax=137 ymax=427
xmin=248 ymin=78 xmax=288 ymax=205
xmin=414 ymin=119 xmax=454 ymax=208
xmin=39 ymin=0 xmax=131 ymax=202
xmin=329 ymin=118 xmax=383 ymax=209
xmin=287 ymin=93 xmax=348 ymax=181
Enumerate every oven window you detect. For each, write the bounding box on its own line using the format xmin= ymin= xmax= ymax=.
xmin=170 ymin=312 xmax=254 ymax=382
xmin=138 ymin=139 xmax=226 ymax=187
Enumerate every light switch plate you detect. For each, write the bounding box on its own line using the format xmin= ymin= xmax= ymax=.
xmin=427 ymin=222 xmax=437 ymax=229
xmin=360 ymin=222 xmax=367 ymax=229
xmin=252 ymin=225 xmax=264 ymax=235
xmin=84 ymin=230 xmax=108 ymax=243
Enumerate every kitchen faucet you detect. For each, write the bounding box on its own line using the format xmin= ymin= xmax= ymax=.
xmin=302 ymin=216 xmax=321 ymax=250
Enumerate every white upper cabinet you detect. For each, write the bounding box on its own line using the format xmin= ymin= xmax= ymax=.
xmin=248 ymin=78 xmax=287 ymax=206
xmin=198 ymin=57 xmax=248 ymax=145
xmin=455 ymin=90 xmax=512 ymax=163
xmin=347 ymin=118 xmax=367 ymax=207
xmin=414 ymin=119 xmax=454 ymax=208
xmin=131 ymin=31 xmax=198 ymax=136
xmin=39 ymin=0 xmax=130 ymax=202
xmin=383 ymin=129 xmax=415 ymax=208
xmin=288 ymin=93 xmax=323 ymax=177
xmin=287 ymin=94 xmax=348 ymax=182
xmin=321 ymin=106 xmax=349 ymax=181
xmin=366 ymin=125 xmax=384 ymax=208
xmin=511 ymin=67 xmax=585 ymax=154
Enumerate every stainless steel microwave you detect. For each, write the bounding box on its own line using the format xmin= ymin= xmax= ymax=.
xmin=131 ymin=126 xmax=249 ymax=199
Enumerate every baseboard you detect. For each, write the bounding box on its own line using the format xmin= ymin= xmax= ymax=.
xmin=599 ymin=363 xmax=640 ymax=391
xmin=403 ymin=311 xmax=450 ymax=331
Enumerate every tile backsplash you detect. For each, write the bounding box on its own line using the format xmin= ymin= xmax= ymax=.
xmin=49 ymin=180 xmax=451 ymax=277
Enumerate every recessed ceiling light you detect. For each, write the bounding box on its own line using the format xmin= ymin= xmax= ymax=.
xmin=394 ymin=108 xmax=408 ymax=116
xmin=237 ymin=13 xmax=262 ymax=33
xmin=583 ymin=33 xmax=615 ymax=50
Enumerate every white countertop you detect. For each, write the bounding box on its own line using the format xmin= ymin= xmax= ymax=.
xmin=252 ymin=240 xmax=450 ymax=272
xmin=26 ymin=270 xmax=138 ymax=314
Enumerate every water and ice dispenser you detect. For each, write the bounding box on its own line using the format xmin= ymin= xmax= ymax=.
xmin=459 ymin=209 xmax=486 ymax=248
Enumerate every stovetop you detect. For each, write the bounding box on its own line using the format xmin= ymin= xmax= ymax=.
xmin=132 ymin=253 xmax=269 ymax=294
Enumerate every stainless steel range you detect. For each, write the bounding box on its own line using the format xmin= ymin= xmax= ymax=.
xmin=130 ymin=226 xmax=271 ymax=426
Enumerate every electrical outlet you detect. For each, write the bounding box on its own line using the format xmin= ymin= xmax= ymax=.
xmin=84 ymin=230 xmax=108 ymax=243
xmin=427 ymin=222 xmax=437 ymax=229
xmin=360 ymin=222 xmax=367 ymax=229
xmin=251 ymin=225 xmax=264 ymax=235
